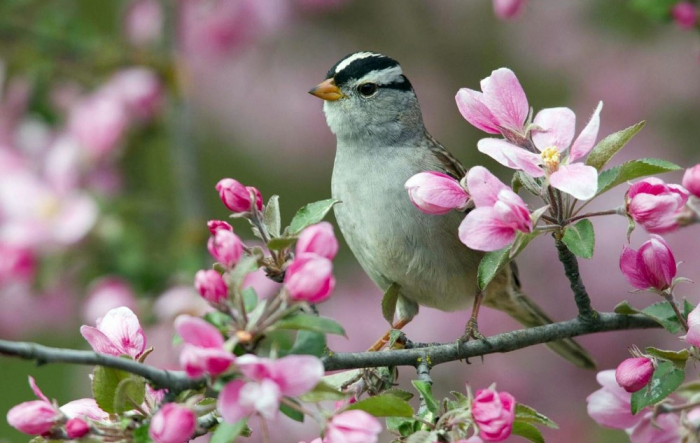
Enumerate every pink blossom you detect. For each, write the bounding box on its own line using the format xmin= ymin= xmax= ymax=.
xmin=672 ymin=2 xmax=698 ymax=30
xmin=586 ymin=370 xmax=642 ymax=430
xmin=405 ymin=171 xmax=470 ymax=215
xmin=68 ymin=93 xmax=128 ymax=158
xmin=458 ymin=166 xmax=532 ymax=251
xmin=207 ymin=219 xmax=233 ymax=235
xmin=59 ymin=398 xmax=109 ymax=422
xmin=325 ymin=410 xmax=382 ymax=443
xmin=175 ymin=315 xmax=234 ymax=377
xmin=296 ymin=222 xmax=339 ymax=260
xmin=80 ymin=307 xmax=146 ymax=359
xmin=153 ymin=285 xmax=211 ymax=321
xmin=65 ymin=418 xmax=89 ymax=439
xmin=124 ymin=0 xmax=163 ymax=47
xmin=284 ymin=253 xmax=335 ymax=303
xmin=243 ymin=268 xmax=282 ymax=299
xmin=0 ymin=243 xmax=35 ymax=284
xmin=629 ymin=410 xmax=680 ymax=443
xmin=104 ymin=68 xmax=162 ymax=120
xmin=6 ymin=377 xmax=60 ymax=436
xmin=82 ymin=277 xmax=139 ymax=324
xmin=459 ymin=438 xmax=484 ymax=443
xmin=216 ymin=178 xmax=263 ymax=213
xmin=626 ymin=177 xmax=689 ymax=233
xmin=471 ymin=387 xmax=516 ymax=442
xmin=619 ymin=235 xmax=677 ymax=292
xmin=477 ymin=102 xmax=603 ymax=200
xmin=219 ymin=379 xmax=281 ymax=422
xmin=682 ymin=304 xmax=700 ymax=347
xmin=493 ymin=0 xmax=526 ymax=20
xmin=149 ymin=403 xmax=196 ymax=443
xmin=194 ymin=269 xmax=228 ymax=303
xmin=615 ymin=357 xmax=654 ymax=393
xmin=682 ymin=164 xmax=700 ymax=198
xmin=207 ymin=229 xmax=244 ymax=268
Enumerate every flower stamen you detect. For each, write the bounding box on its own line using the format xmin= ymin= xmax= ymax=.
xmin=540 ymin=146 xmax=561 ymax=173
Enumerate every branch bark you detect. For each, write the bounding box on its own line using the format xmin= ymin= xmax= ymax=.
xmin=555 ymin=238 xmax=597 ymax=321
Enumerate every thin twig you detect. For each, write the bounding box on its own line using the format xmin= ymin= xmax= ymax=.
xmin=564 ymin=209 xmax=620 ymax=225
xmin=664 ymin=293 xmax=689 ymax=332
xmin=554 ymin=237 xmax=597 ymax=321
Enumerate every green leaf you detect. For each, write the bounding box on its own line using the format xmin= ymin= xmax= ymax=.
xmin=383 ymin=388 xmax=415 ymax=402
xmin=92 ymin=366 xmax=132 ymax=414
xmin=381 ymin=283 xmax=400 ymax=326
xmin=561 ymin=219 xmax=595 ymax=259
xmin=210 ymin=420 xmax=246 ymax=443
xmin=450 ymin=391 xmax=470 ymax=408
xmin=227 ymin=255 xmax=259 ymax=289
xmin=263 ymin=195 xmax=281 ymax=237
xmin=642 ymin=301 xmax=682 ymax=334
xmin=204 ymin=311 xmax=233 ymax=331
xmin=266 ymin=237 xmax=297 ymax=251
xmin=629 ymin=0 xmax=678 ymax=20
xmin=411 ymin=380 xmax=439 ymax=414
xmin=298 ymin=381 xmax=347 ymax=402
xmin=515 ymin=403 xmax=558 ymax=429
xmin=675 ymin=381 xmax=700 ymax=399
xmin=386 ymin=417 xmax=420 ymax=437
xmin=133 ymin=424 xmax=152 ymax=443
xmin=477 ymin=231 xmax=537 ymax=289
xmin=684 ymin=299 xmax=695 ymax=317
xmin=280 ymin=398 xmax=305 ymax=422
xmin=346 ymin=394 xmax=414 ymax=417
xmin=645 ymin=347 xmax=689 ymax=371
xmin=631 ymin=360 xmax=685 ymax=414
xmin=512 ymin=421 xmax=545 ymax=443
xmin=288 ymin=330 xmax=327 ymax=357
xmin=405 ymin=431 xmax=440 ymax=443
xmin=242 ymin=287 xmax=258 ymax=313
xmin=512 ymin=171 xmax=541 ymax=196
xmin=586 ymin=121 xmax=645 ymax=170
xmin=274 ymin=313 xmax=346 ymax=336
xmin=596 ymin=158 xmax=681 ymax=197
xmin=113 ymin=376 xmax=146 ymax=414
xmin=613 ymin=300 xmax=640 ymax=315
xmin=323 ymin=369 xmax=362 ymax=391
xmin=289 ymin=199 xmax=340 ymax=235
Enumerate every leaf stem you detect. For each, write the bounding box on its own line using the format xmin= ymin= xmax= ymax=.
xmin=664 ymin=293 xmax=689 ymax=332
xmin=564 ymin=209 xmax=620 ymax=225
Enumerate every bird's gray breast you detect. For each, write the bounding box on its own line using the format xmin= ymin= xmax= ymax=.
xmin=331 ymin=144 xmax=480 ymax=312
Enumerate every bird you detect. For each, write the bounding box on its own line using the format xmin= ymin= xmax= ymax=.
xmin=308 ymin=51 xmax=595 ymax=369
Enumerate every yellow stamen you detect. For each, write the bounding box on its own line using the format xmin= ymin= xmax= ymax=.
xmin=541 ymin=146 xmax=561 ymax=173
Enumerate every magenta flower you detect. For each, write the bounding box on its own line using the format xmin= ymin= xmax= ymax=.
xmin=682 ymin=304 xmax=700 ymax=347
xmin=194 ymin=269 xmax=228 ymax=304
xmin=477 ymin=102 xmax=603 ymax=200
xmin=619 ymin=235 xmax=677 ymax=292
xmin=149 ymin=403 xmax=196 ymax=443
xmin=682 ymin=164 xmax=700 ymax=198
xmin=471 ymin=387 xmax=516 ymax=442
xmin=207 ymin=219 xmax=233 ymax=235
xmin=296 ymin=222 xmax=339 ymax=260
xmin=80 ymin=307 xmax=146 ymax=359
xmin=615 ymin=357 xmax=654 ymax=393
xmin=284 ymin=253 xmax=335 ymax=303
xmin=6 ymin=377 xmax=60 ymax=436
xmin=175 ymin=315 xmax=234 ymax=378
xmin=626 ymin=177 xmax=689 ymax=233
xmin=325 ymin=410 xmax=383 ymax=443
xmin=586 ymin=370 xmax=642 ymax=430
xmin=207 ymin=229 xmax=244 ymax=268
xmin=65 ymin=418 xmax=90 ymax=439
xmin=672 ymin=2 xmax=698 ymax=29
xmin=216 ymin=178 xmax=263 ymax=213
xmin=405 ymin=171 xmax=470 ymax=215
xmin=493 ymin=0 xmax=527 ymax=19
xmin=458 ymin=166 xmax=532 ymax=251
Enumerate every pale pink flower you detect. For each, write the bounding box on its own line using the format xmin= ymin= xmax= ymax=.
xmin=153 ymin=285 xmax=211 ymax=321
xmin=626 ymin=177 xmax=689 ymax=233
xmin=80 ymin=306 xmax=146 ymax=359
xmin=65 ymin=418 xmax=89 ymax=439
xmin=325 ymin=410 xmax=382 ymax=443
xmin=586 ymin=370 xmax=642 ymax=430
xmin=219 ymin=379 xmax=281 ymax=422
xmin=104 ymin=68 xmax=162 ymax=120
xmin=124 ymin=0 xmax=163 ymax=47
xmin=458 ymin=166 xmax=532 ymax=251
xmin=6 ymin=377 xmax=60 ymax=436
xmin=459 ymin=438 xmax=484 ymax=443
xmin=296 ymin=222 xmax=339 ymax=260
xmin=68 ymin=93 xmax=128 ymax=158
xmin=682 ymin=304 xmax=700 ymax=347
xmin=682 ymin=164 xmax=700 ymax=198
xmin=615 ymin=357 xmax=654 ymax=393
xmin=619 ymin=235 xmax=677 ymax=292
xmin=284 ymin=253 xmax=335 ymax=303
xmin=82 ymin=277 xmax=139 ymax=324
xmin=471 ymin=387 xmax=516 ymax=442
xmin=477 ymin=102 xmax=603 ymax=200
xmin=493 ymin=0 xmax=526 ymax=19
xmin=0 ymin=243 xmax=35 ymax=284
xmin=243 ymin=267 xmax=282 ymax=299
xmin=207 ymin=219 xmax=233 ymax=235
xmin=207 ymin=229 xmax=244 ymax=268
xmin=194 ymin=269 xmax=228 ymax=304
xmin=405 ymin=171 xmax=470 ymax=215
xmin=672 ymin=2 xmax=698 ymax=30
xmin=149 ymin=403 xmax=196 ymax=443
xmin=216 ymin=178 xmax=263 ymax=213
xmin=59 ymin=398 xmax=109 ymax=422
xmin=175 ymin=315 xmax=234 ymax=378
xmin=629 ymin=411 xmax=680 ymax=443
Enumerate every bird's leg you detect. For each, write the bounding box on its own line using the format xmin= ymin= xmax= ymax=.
xmin=367 ymin=318 xmax=412 ymax=352
xmin=460 ymin=290 xmax=485 ymax=342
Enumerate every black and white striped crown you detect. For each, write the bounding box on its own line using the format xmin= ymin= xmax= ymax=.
xmin=326 ymin=51 xmax=413 ymax=92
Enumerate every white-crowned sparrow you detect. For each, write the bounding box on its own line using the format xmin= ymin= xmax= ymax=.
xmin=309 ymin=51 xmax=595 ymax=369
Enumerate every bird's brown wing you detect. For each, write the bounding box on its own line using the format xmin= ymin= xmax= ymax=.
xmin=424 ymin=131 xmax=467 ymax=180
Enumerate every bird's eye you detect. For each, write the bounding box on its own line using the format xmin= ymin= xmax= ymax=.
xmin=358 ymin=83 xmax=378 ymax=97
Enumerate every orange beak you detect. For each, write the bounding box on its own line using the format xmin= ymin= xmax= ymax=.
xmin=308 ymin=78 xmax=345 ymax=101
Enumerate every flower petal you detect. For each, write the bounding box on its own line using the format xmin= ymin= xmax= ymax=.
xmin=80 ymin=325 xmax=123 ymax=356
xmin=466 ymin=166 xmax=509 ymax=207
xmin=272 ymin=355 xmax=324 ymax=397
xmin=28 ymin=376 xmax=50 ymax=403
xmin=549 ymin=163 xmax=598 ymax=200
xmin=94 ymin=307 xmax=146 ymax=358
xmin=455 ymin=89 xmax=501 ymax=134
xmin=620 ymin=246 xmax=648 ymax=290
xmin=531 ymin=107 xmax=576 ymax=152
xmin=477 ymin=138 xmax=544 ymax=178
xmin=60 ymin=399 xmax=109 ymax=421
xmin=458 ymin=207 xmax=517 ymax=251
xmin=174 ymin=315 xmax=224 ymax=349
xmin=480 ymin=68 xmax=529 ymax=131
xmin=569 ymin=101 xmax=603 ymax=162
xmin=218 ymin=380 xmax=252 ymax=424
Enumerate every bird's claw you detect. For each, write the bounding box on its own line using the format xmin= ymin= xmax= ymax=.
xmin=458 ymin=318 xmax=485 ymax=343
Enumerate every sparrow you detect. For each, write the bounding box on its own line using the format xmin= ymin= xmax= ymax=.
xmin=309 ymin=51 xmax=595 ymax=369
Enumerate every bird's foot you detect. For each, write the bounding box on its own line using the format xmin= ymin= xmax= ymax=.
xmin=458 ymin=318 xmax=485 ymax=343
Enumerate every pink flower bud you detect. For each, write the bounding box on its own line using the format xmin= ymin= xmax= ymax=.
xmin=672 ymin=2 xmax=698 ymax=29
xmin=471 ymin=387 xmax=516 ymax=442
xmin=682 ymin=164 xmax=700 ymax=198
xmin=626 ymin=177 xmax=689 ymax=234
xmin=207 ymin=229 xmax=244 ymax=268
xmin=619 ymin=235 xmax=677 ymax=292
xmin=296 ymin=222 xmax=338 ymax=260
xmin=80 ymin=307 xmax=146 ymax=358
xmin=194 ymin=270 xmax=228 ymax=303
xmin=615 ymin=357 xmax=654 ymax=393
xmin=175 ymin=315 xmax=234 ymax=377
xmin=325 ymin=410 xmax=382 ymax=443
xmin=284 ymin=253 xmax=335 ymax=303
xmin=207 ymin=220 xmax=233 ymax=235
xmin=149 ymin=403 xmax=196 ymax=443
xmin=66 ymin=418 xmax=90 ymax=439
xmin=405 ymin=171 xmax=469 ymax=215
xmin=6 ymin=400 xmax=59 ymax=435
xmin=216 ymin=178 xmax=263 ymax=213
xmin=493 ymin=0 xmax=527 ymax=19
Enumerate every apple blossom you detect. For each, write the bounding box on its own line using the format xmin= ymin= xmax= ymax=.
xmin=175 ymin=315 xmax=234 ymax=377
xmin=80 ymin=307 xmax=146 ymax=359
xmin=59 ymin=398 xmax=109 ymax=422
xmin=82 ymin=277 xmax=138 ymax=324
xmin=615 ymin=357 xmax=654 ymax=393
xmin=672 ymin=2 xmax=698 ymax=30
xmin=104 ymin=68 xmax=162 ymax=120
xmin=493 ymin=0 xmax=526 ymax=19
xmin=68 ymin=93 xmax=128 ymax=158
xmin=65 ymin=418 xmax=89 ymax=439
xmin=0 ymin=243 xmax=35 ymax=284
xmin=471 ymin=387 xmax=516 ymax=442
xmin=626 ymin=177 xmax=689 ymax=233
xmin=619 ymin=235 xmax=676 ymax=292
xmin=216 ymin=178 xmax=263 ymax=213
xmin=207 ymin=219 xmax=233 ymax=235
xmin=207 ymin=229 xmax=244 ymax=268
xmin=296 ymin=222 xmax=339 ymax=260
xmin=284 ymin=253 xmax=335 ymax=303
xmin=682 ymin=164 xmax=700 ymax=198
xmin=586 ymin=370 xmax=642 ymax=430
xmin=194 ymin=269 xmax=228 ymax=304
xmin=149 ymin=403 xmax=196 ymax=443
xmin=682 ymin=303 xmax=700 ymax=347
xmin=325 ymin=410 xmax=383 ymax=443
xmin=124 ymin=0 xmax=163 ymax=47
xmin=629 ymin=411 xmax=680 ymax=443
xmin=6 ymin=377 xmax=60 ymax=436
xmin=405 ymin=171 xmax=470 ymax=215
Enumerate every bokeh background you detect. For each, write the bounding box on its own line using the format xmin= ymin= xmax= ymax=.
xmin=1 ymin=0 xmax=699 ymax=441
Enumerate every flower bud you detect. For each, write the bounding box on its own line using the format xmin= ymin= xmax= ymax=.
xmin=66 ymin=418 xmax=90 ymax=439
xmin=672 ymin=2 xmax=698 ymax=29
xmin=683 ymin=164 xmax=700 ymax=198
xmin=216 ymin=178 xmax=263 ymax=213
xmin=6 ymin=400 xmax=59 ymax=435
xmin=149 ymin=403 xmax=196 ymax=443
xmin=493 ymin=0 xmax=526 ymax=20
xmin=207 ymin=220 xmax=233 ymax=235
xmin=625 ymin=177 xmax=689 ymax=234
xmin=284 ymin=253 xmax=335 ymax=303
xmin=325 ymin=410 xmax=382 ymax=443
xmin=296 ymin=222 xmax=338 ymax=260
xmin=615 ymin=357 xmax=654 ymax=393
xmin=207 ymin=229 xmax=244 ymax=268
xmin=682 ymin=304 xmax=700 ymax=347
xmin=619 ymin=235 xmax=676 ymax=292
xmin=405 ymin=171 xmax=469 ymax=215
xmin=194 ymin=270 xmax=228 ymax=303
xmin=472 ymin=387 xmax=516 ymax=442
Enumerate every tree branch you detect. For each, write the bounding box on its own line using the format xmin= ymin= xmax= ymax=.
xmin=0 ymin=339 xmax=205 ymax=393
xmin=555 ymin=238 xmax=597 ymax=321
xmin=322 ymin=313 xmax=660 ymax=371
